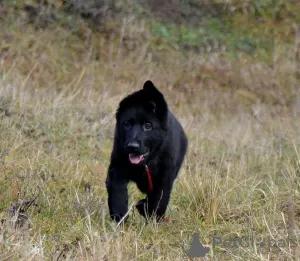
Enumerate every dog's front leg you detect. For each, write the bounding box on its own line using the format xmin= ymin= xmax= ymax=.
xmin=136 ymin=178 xmax=174 ymax=222
xmin=106 ymin=168 xmax=129 ymax=223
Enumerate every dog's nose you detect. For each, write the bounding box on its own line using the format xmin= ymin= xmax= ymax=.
xmin=127 ymin=141 xmax=140 ymax=150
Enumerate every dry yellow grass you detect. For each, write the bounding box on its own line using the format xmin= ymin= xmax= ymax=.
xmin=1 ymin=2 xmax=300 ymax=260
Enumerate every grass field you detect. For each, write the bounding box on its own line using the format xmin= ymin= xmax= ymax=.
xmin=1 ymin=1 xmax=300 ymax=260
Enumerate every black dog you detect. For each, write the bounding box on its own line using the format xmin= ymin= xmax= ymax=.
xmin=106 ymin=80 xmax=188 ymax=223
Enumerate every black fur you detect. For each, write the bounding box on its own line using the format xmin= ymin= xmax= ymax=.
xmin=106 ymin=80 xmax=188 ymax=222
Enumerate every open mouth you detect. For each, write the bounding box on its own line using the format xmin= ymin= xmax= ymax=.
xmin=129 ymin=152 xmax=149 ymax=165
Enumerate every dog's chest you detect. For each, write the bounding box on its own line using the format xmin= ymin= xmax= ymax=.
xmin=129 ymin=167 xmax=155 ymax=194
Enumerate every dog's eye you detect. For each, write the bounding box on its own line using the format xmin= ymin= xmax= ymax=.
xmin=144 ymin=122 xmax=152 ymax=131
xmin=124 ymin=121 xmax=131 ymax=129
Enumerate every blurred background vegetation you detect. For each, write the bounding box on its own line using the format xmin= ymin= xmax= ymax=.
xmin=3 ymin=0 xmax=300 ymax=57
xmin=1 ymin=0 xmax=300 ymax=115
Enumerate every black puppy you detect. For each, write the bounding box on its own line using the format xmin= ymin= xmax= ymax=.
xmin=106 ymin=80 xmax=188 ymax=222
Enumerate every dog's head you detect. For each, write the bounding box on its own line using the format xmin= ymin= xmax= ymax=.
xmin=115 ymin=80 xmax=168 ymax=165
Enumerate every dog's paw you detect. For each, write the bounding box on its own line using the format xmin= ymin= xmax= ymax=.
xmin=135 ymin=199 xmax=147 ymax=216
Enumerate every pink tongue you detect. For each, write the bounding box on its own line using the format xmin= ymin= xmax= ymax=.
xmin=129 ymin=154 xmax=143 ymax=164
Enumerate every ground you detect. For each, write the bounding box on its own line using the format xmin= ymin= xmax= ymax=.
xmin=0 ymin=1 xmax=300 ymax=260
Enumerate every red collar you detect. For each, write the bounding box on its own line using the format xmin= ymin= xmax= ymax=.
xmin=144 ymin=165 xmax=153 ymax=193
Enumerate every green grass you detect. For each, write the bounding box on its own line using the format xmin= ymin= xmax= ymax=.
xmin=149 ymin=1 xmax=300 ymax=62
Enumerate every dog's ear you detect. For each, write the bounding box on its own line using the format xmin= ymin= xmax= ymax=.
xmin=143 ymin=80 xmax=168 ymax=125
xmin=143 ymin=80 xmax=165 ymax=100
xmin=143 ymin=80 xmax=156 ymax=92
xmin=143 ymin=80 xmax=164 ymax=97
